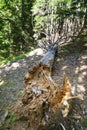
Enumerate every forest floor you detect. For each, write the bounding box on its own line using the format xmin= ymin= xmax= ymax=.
xmin=0 ymin=41 xmax=87 ymax=130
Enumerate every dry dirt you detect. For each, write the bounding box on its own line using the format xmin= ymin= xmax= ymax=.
xmin=0 ymin=42 xmax=87 ymax=130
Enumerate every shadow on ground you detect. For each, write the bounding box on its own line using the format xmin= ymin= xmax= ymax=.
xmin=53 ymin=42 xmax=87 ymax=94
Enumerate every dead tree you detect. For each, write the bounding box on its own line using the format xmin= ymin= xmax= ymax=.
xmin=6 ymin=43 xmax=83 ymax=130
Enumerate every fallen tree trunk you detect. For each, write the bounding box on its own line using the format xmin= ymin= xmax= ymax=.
xmin=22 ymin=45 xmax=58 ymax=107
xmin=24 ymin=44 xmax=57 ymax=88
xmin=6 ymin=44 xmax=83 ymax=130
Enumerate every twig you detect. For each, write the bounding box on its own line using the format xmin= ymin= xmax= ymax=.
xmin=60 ymin=123 xmax=66 ymax=130
xmin=67 ymin=95 xmax=84 ymax=101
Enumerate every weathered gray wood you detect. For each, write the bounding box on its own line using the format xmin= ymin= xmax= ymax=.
xmin=40 ymin=44 xmax=57 ymax=70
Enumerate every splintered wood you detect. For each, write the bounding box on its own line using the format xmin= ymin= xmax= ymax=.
xmin=9 ymin=45 xmax=83 ymax=130
xmin=22 ymin=69 xmax=72 ymax=130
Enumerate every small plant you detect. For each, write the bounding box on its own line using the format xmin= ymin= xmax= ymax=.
xmin=19 ymin=90 xmax=24 ymax=96
xmin=10 ymin=114 xmax=17 ymax=122
xmin=4 ymin=113 xmax=17 ymax=129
